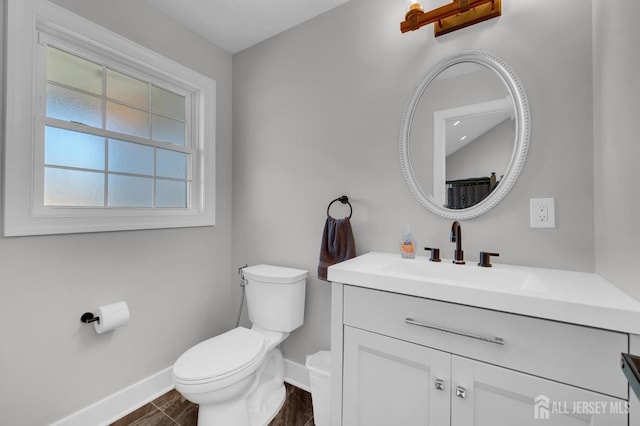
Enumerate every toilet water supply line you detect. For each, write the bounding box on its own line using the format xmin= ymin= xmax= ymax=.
xmin=236 ymin=264 xmax=249 ymax=327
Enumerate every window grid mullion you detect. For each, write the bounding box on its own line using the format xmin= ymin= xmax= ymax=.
xmin=148 ymin=81 xmax=154 ymax=147
xmin=149 ymin=81 xmax=157 ymax=208
xmin=104 ymin=138 xmax=109 ymax=208
xmin=153 ymin=148 xmax=157 ymax=208
xmin=102 ymin=64 xmax=108 ymax=207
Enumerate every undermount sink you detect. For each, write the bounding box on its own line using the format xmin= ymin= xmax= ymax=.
xmin=327 ymin=251 xmax=640 ymax=334
xmin=378 ymin=255 xmax=547 ymax=294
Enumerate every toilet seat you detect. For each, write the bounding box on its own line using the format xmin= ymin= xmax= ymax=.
xmin=174 ymin=327 xmax=266 ymax=385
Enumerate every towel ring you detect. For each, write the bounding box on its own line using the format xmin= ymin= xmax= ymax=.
xmin=327 ymin=195 xmax=352 ymax=219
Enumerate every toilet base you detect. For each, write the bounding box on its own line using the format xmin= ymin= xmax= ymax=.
xmin=194 ymin=348 xmax=287 ymax=426
xmin=247 ymin=347 xmax=287 ymax=425
xmin=196 ymin=386 xmax=285 ymax=426
xmin=248 ymin=382 xmax=286 ymax=426
xmin=198 ymin=397 xmax=249 ymax=426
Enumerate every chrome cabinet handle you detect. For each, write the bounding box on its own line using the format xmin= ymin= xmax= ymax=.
xmin=405 ymin=317 xmax=505 ymax=346
xmin=456 ymin=386 xmax=466 ymax=399
xmin=435 ymin=379 xmax=445 ymax=391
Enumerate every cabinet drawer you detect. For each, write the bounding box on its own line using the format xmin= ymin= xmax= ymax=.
xmin=343 ymin=285 xmax=628 ymax=399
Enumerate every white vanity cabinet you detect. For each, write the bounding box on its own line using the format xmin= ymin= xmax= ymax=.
xmin=449 ymin=356 xmax=626 ymax=426
xmin=331 ymin=283 xmax=629 ymax=426
xmin=343 ymin=326 xmax=451 ymax=425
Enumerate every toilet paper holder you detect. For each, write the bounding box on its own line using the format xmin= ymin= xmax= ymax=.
xmin=80 ymin=312 xmax=100 ymax=324
xmin=80 ymin=301 xmax=129 ymax=333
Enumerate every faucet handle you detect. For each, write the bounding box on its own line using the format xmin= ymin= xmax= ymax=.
xmin=424 ymin=247 xmax=441 ymax=262
xmin=478 ymin=252 xmax=500 ymax=267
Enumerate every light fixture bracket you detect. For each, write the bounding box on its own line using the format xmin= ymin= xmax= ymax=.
xmin=401 ymin=0 xmax=501 ymax=37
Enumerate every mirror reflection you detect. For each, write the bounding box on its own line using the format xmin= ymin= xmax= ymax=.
xmin=408 ymin=62 xmax=515 ymax=209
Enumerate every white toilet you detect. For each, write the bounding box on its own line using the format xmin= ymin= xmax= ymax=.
xmin=173 ymin=264 xmax=308 ymax=426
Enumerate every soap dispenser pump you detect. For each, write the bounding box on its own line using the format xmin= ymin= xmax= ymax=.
xmin=400 ymin=225 xmax=416 ymax=259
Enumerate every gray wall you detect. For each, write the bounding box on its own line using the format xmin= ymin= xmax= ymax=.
xmin=0 ymin=1 xmax=233 ymax=424
xmin=593 ymin=0 xmax=640 ymax=299
xmin=233 ymin=0 xmax=595 ymax=365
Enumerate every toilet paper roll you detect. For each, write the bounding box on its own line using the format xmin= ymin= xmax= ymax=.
xmin=94 ymin=301 xmax=130 ymax=334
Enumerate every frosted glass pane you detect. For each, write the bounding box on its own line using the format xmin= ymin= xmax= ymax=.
xmin=108 ymin=139 xmax=154 ymax=176
xmin=106 ymin=102 xmax=149 ymax=138
xmin=44 ymin=168 xmax=104 ymax=206
xmin=152 ymin=114 xmax=185 ymax=146
xmin=156 ymin=180 xmax=187 ymax=208
xmin=152 ymin=86 xmax=185 ymax=120
xmin=47 ymin=84 xmax=102 ymax=128
xmin=108 ymin=175 xmax=152 ymax=207
xmin=156 ymin=149 xmax=187 ymax=179
xmin=47 ymin=47 xmax=102 ymax=95
xmin=107 ymin=69 xmax=148 ymax=109
xmin=45 ymin=127 xmax=105 ymax=170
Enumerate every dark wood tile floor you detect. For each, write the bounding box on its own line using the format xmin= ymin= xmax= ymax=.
xmin=110 ymin=383 xmax=314 ymax=426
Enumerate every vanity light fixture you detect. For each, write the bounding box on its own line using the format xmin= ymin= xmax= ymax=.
xmin=401 ymin=0 xmax=502 ymax=37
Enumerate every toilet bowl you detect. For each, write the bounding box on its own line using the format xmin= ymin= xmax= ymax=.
xmin=173 ymin=264 xmax=307 ymax=426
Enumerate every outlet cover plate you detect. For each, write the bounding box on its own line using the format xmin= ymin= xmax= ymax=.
xmin=530 ymin=198 xmax=556 ymax=228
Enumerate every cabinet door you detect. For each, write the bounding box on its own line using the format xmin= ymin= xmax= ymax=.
xmin=451 ymin=356 xmax=628 ymax=426
xmin=343 ymin=326 xmax=450 ymax=426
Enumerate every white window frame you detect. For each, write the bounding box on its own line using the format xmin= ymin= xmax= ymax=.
xmin=4 ymin=0 xmax=216 ymax=236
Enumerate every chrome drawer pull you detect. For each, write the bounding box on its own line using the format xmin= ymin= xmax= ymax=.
xmin=405 ymin=317 xmax=505 ymax=346
xmin=456 ymin=386 xmax=466 ymax=399
xmin=435 ymin=379 xmax=445 ymax=391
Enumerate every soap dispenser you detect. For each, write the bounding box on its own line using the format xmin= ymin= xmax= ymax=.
xmin=400 ymin=225 xmax=416 ymax=259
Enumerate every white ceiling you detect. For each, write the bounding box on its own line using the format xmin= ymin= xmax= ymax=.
xmin=446 ymin=111 xmax=512 ymax=156
xmin=145 ymin=0 xmax=352 ymax=54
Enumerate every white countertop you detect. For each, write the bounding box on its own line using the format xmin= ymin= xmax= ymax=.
xmin=328 ymin=252 xmax=640 ymax=334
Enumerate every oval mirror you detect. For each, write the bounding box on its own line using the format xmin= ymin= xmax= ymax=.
xmin=399 ymin=50 xmax=530 ymax=220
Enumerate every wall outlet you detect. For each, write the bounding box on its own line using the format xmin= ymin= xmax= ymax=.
xmin=530 ymin=198 xmax=555 ymax=228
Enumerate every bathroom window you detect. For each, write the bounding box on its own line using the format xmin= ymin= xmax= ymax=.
xmin=4 ymin=0 xmax=216 ymax=236
xmin=43 ymin=46 xmax=190 ymax=209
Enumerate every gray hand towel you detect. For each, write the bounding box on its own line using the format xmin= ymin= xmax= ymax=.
xmin=318 ymin=217 xmax=356 ymax=281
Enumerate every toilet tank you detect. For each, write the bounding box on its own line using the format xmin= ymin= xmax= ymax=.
xmin=242 ymin=264 xmax=308 ymax=332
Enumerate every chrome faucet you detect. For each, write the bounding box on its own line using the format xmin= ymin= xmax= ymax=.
xmin=450 ymin=221 xmax=465 ymax=265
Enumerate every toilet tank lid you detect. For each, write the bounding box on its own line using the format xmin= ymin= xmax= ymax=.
xmin=242 ymin=264 xmax=308 ymax=284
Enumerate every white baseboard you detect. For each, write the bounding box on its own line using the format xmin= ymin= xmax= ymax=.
xmin=50 ymin=358 xmax=310 ymax=426
xmin=284 ymin=358 xmax=310 ymax=392
xmin=50 ymin=366 xmax=174 ymax=426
